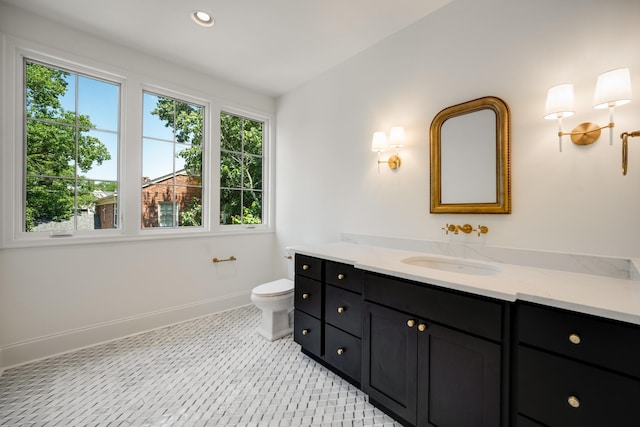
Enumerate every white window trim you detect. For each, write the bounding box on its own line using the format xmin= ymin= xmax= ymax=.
xmin=2 ymin=38 xmax=127 ymax=247
xmin=140 ymin=84 xmax=211 ymax=234
xmin=215 ymin=105 xmax=274 ymax=233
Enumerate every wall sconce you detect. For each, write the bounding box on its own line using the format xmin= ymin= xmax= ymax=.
xmin=544 ymin=68 xmax=632 ymax=152
xmin=372 ymin=126 xmax=404 ymax=171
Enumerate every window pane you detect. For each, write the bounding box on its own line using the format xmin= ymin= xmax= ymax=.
xmin=26 ymin=177 xmax=74 ymax=231
xmin=243 ymin=119 xmax=263 ymax=155
xmin=177 ymin=186 xmax=202 ymax=227
xmin=244 ymin=155 xmax=262 ymax=190
xmin=221 ymin=113 xmax=242 ymax=152
xmin=143 ymin=138 xmax=174 ymax=181
xmin=142 ymin=93 xmax=174 ymax=141
xmin=176 ymin=143 xmax=201 ymax=179
xmin=26 ymin=121 xmax=75 ymax=177
xmin=25 ymin=62 xmax=75 ymax=122
xmin=78 ymin=75 xmax=119 ymax=131
xmin=220 ymin=189 xmax=241 ymax=225
xmin=243 ymin=191 xmax=262 ymax=224
xmin=174 ymin=101 xmax=202 ymax=145
xmin=141 ymin=184 xmax=173 ymax=228
xmin=80 ymin=130 xmax=117 ymax=181
xmin=24 ymin=60 xmax=120 ymax=233
xmin=220 ymin=151 xmax=242 ymax=188
xmin=93 ymin=182 xmax=119 ymax=229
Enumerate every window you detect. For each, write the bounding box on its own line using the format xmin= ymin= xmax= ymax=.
xmin=142 ymin=91 xmax=204 ymax=229
xmin=6 ymin=42 xmax=272 ymax=247
xmin=220 ymin=112 xmax=264 ymax=225
xmin=158 ymin=202 xmax=179 ymax=227
xmin=24 ymin=60 xmax=119 ymax=233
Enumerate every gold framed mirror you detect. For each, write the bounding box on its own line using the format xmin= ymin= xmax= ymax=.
xmin=430 ymin=96 xmax=511 ymax=214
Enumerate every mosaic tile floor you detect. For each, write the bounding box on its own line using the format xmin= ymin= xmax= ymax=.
xmin=0 ymin=305 xmax=401 ymax=426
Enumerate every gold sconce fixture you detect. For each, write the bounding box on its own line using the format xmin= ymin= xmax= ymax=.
xmin=442 ymin=224 xmax=489 ymax=237
xmin=372 ymin=126 xmax=404 ymax=171
xmin=544 ymin=68 xmax=632 ymax=151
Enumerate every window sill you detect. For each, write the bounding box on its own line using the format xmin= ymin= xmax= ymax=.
xmin=1 ymin=226 xmax=274 ymax=249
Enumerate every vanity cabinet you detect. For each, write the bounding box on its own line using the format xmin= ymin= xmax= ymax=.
xmin=362 ymin=272 xmax=507 ymax=427
xmin=293 ymin=254 xmax=363 ymax=384
xmin=516 ymin=302 xmax=640 ymax=427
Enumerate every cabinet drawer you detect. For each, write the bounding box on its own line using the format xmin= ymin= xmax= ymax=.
xmin=294 ymin=310 xmax=322 ymax=357
xmin=519 ymin=302 xmax=640 ymax=378
xmin=518 ymin=345 xmax=640 ymax=427
xmin=295 ymin=254 xmax=322 ymax=281
xmin=325 ymin=324 xmax=361 ymax=382
xmin=326 ymin=261 xmax=362 ymax=293
xmin=325 ymin=285 xmax=362 ymax=338
xmin=294 ymin=276 xmax=322 ymax=318
xmin=364 ymin=272 xmax=503 ymax=341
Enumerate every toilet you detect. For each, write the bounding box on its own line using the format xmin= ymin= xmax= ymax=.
xmin=251 ymin=278 xmax=295 ymax=341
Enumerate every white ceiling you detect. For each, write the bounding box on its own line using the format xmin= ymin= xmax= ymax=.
xmin=2 ymin=0 xmax=453 ymax=97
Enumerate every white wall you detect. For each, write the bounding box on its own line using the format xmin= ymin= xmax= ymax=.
xmin=275 ymin=0 xmax=640 ymax=272
xmin=0 ymin=3 xmax=280 ymax=368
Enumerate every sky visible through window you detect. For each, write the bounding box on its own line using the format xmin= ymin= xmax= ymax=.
xmin=57 ymin=73 xmax=119 ymax=181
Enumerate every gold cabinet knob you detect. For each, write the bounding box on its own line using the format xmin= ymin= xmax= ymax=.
xmin=567 ymin=395 xmax=580 ymax=408
xmin=337 ymin=306 xmax=345 ymax=314
xmin=302 ymin=293 xmax=310 ymax=299
xmin=418 ymin=323 xmax=427 ymax=332
xmin=407 ymin=319 xmax=416 ymax=328
xmin=337 ymin=348 xmax=344 ymax=356
xmin=302 ymin=264 xmax=309 ymax=271
xmin=302 ymin=329 xmax=309 ymax=335
xmin=337 ymin=274 xmax=345 ymax=280
xmin=569 ymin=334 xmax=581 ymax=345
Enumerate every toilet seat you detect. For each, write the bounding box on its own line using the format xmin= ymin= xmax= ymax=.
xmin=252 ymin=278 xmax=294 ymax=297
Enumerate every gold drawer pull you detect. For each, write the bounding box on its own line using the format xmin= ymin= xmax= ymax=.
xmin=337 ymin=274 xmax=345 ymax=280
xmin=337 ymin=306 xmax=345 ymax=314
xmin=337 ymin=348 xmax=344 ymax=355
xmin=567 ymin=395 xmax=580 ymax=408
xmin=302 ymin=293 xmax=310 ymax=299
xmin=407 ymin=319 xmax=416 ymax=328
xmin=302 ymin=264 xmax=309 ymax=271
xmin=418 ymin=323 xmax=427 ymax=332
xmin=302 ymin=329 xmax=309 ymax=335
xmin=569 ymin=334 xmax=581 ymax=345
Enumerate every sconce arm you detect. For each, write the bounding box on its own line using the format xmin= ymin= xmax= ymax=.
xmin=559 ymin=122 xmax=614 ymax=137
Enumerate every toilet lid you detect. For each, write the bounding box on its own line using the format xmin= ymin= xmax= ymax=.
xmin=252 ymin=279 xmax=294 ymax=296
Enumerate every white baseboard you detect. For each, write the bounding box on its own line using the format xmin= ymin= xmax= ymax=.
xmin=0 ymin=292 xmax=251 ymax=370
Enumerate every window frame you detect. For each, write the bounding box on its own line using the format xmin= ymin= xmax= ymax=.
xmin=140 ymin=86 xmax=210 ymax=233
xmin=1 ymin=38 xmax=274 ymax=248
xmin=216 ymin=106 xmax=273 ymax=232
xmin=4 ymin=45 xmax=126 ymax=246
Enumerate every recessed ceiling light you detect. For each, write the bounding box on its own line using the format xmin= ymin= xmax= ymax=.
xmin=192 ymin=10 xmax=214 ymax=27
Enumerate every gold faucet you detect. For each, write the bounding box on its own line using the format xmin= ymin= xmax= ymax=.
xmin=442 ymin=224 xmax=489 ymax=236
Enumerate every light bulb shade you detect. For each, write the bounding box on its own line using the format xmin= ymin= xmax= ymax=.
xmin=371 ymin=131 xmax=387 ymax=152
xmin=544 ymin=84 xmax=575 ymax=119
xmin=593 ymin=68 xmax=632 ymax=109
xmin=389 ymin=126 xmax=405 ymax=147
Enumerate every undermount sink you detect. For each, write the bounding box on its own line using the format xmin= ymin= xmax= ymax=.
xmin=401 ymin=256 xmax=501 ymax=276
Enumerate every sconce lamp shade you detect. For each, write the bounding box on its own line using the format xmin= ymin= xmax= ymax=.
xmin=371 ymin=131 xmax=387 ymax=152
xmin=593 ymin=68 xmax=632 ymax=109
xmin=389 ymin=126 xmax=405 ymax=147
xmin=544 ymin=84 xmax=575 ymax=119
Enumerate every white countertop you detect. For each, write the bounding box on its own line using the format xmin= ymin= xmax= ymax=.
xmin=290 ymin=242 xmax=640 ymax=326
